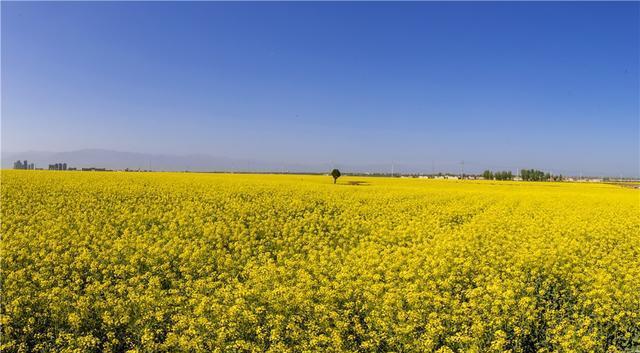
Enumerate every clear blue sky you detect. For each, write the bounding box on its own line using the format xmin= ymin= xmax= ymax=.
xmin=2 ymin=2 xmax=638 ymax=176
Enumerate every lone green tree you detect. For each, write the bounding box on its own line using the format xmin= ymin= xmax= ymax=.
xmin=331 ymin=169 xmax=341 ymax=184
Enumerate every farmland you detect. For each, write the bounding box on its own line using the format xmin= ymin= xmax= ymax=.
xmin=1 ymin=170 xmax=639 ymax=352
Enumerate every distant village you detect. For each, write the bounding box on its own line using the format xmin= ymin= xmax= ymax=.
xmin=11 ymin=159 xmax=618 ymax=183
xmin=394 ymin=173 xmax=604 ymax=183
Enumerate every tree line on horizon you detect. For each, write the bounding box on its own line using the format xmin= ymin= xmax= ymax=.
xmin=482 ymin=169 xmax=564 ymax=182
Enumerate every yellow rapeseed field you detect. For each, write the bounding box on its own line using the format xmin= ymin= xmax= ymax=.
xmin=1 ymin=170 xmax=639 ymax=353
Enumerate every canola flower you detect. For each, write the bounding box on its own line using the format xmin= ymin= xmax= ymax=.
xmin=1 ymin=170 xmax=639 ymax=353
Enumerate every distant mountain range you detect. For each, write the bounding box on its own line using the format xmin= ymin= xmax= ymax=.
xmin=2 ymin=149 xmax=322 ymax=172
xmin=1 ymin=149 xmax=406 ymax=174
xmin=3 ymin=149 xmax=634 ymax=177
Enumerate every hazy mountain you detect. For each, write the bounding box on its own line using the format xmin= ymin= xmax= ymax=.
xmin=2 ymin=149 xmax=329 ymax=172
xmin=6 ymin=149 xmax=625 ymax=177
xmin=2 ymin=149 xmax=441 ymax=174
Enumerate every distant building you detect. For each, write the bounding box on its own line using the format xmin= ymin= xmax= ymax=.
xmin=48 ymin=162 xmax=71 ymax=171
xmin=14 ymin=160 xmax=35 ymax=170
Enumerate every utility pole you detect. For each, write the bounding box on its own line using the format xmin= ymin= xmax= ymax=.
xmin=460 ymin=160 xmax=464 ymax=178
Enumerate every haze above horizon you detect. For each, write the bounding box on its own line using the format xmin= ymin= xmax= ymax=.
xmin=2 ymin=2 xmax=639 ymax=177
